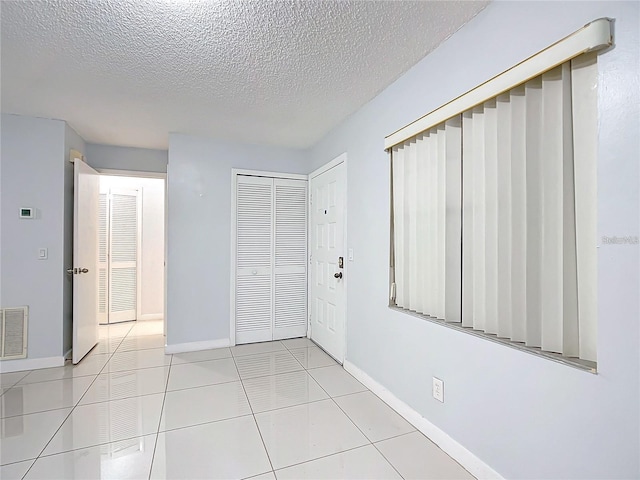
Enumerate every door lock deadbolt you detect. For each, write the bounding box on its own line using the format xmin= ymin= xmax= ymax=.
xmin=338 ymin=256 xmax=344 ymax=268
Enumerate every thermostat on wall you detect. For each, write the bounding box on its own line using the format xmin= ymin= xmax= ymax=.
xmin=19 ymin=207 xmax=34 ymax=219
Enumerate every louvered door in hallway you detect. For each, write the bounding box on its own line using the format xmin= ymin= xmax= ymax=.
xmin=233 ymin=173 xmax=308 ymax=345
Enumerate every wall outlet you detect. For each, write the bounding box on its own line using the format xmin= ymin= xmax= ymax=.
xmin=433 ymin=377 xmax=444 ymax=403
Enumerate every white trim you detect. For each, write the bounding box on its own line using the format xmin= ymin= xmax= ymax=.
xmin=344 ymin=360 xmax=503 ymax=480
xmin=97 ymin=168 xmax=167 ymax=179
xmin=385 ymin=18 xmax=612 ymax=149
xmin=164 ymin=338 xmax=230 ymax=354
xmin=64 ymin=348 xmax=72 ymax=360
xmin=230 ymin=171 xmax=238 ymax=347
xmin=0 ymin=356 xmax=66 ymax=373
xmin=138 ymin=313 xmax=163 ymax=321
xmin=307 ymin=153 xmax=348 ymax=363
xmin=309 ymin=152 xmax=348 ymax=180
xmin=232 ymin=168 xmax=307 ymax=181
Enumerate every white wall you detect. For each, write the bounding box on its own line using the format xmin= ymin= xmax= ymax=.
xmin=100 ymin=175 xmax=165 ymax=318
xmin=166 ymin=134 xmax=307 ymax=346
xmin=86 ymin=143 xmax=167 ymax=173
xmin=1 ymin=114 xmax=68 ymax=364
xmin=307 ymin=2 xmax=639 ymax=478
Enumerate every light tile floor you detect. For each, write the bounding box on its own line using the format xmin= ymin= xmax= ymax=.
xmin=0 ymin=320 xmax=474 ymax=479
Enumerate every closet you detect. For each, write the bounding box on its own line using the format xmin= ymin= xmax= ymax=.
xmin=233 ymin=174 xmax=307 ymax=344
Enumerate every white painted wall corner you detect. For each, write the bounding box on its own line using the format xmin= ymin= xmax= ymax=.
xmin=344 ymin=360 xmax=503 ymax=480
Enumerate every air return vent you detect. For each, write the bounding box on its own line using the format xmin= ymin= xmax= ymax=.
xmin=0 ymin=307 xmax=28 ymax=359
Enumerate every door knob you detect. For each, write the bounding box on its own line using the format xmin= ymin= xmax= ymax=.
xmin=80 ymin=268 xmax=89 ymax=273
xmin=66 ymin=268 xmax=76 ymax=275
xmin=334 ymin=272 xmax=342 ymax=279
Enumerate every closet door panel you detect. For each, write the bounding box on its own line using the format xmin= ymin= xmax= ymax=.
xmin=235 ymin=176 xmax=274 ymax=344
xmin=108 ymin=189 xmax=140 ymax=323
xmin=273 ymin=179 xmax=308 ymax=340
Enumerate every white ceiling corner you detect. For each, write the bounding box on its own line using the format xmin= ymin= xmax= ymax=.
xmin=1 ymin=0 xmax=489 ymax=150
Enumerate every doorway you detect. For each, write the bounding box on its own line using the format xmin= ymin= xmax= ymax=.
xmin=98 ymin=174 xmax=165 ymax=327
xmin=308 ymin=154 xmax=347 ymax=363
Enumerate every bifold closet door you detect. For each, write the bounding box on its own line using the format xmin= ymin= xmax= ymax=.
xmin=273 ymin=178 xmax=307 ymax=340
xmin=98 ymin=193 xmax=109 ymax=324
xmin=235 ymin=176 xmax=274 ymax=344
xmin=235 ymin=175 xmax=307 ymax=344
xmin=108 ymin=188 xmax=140 ymax=323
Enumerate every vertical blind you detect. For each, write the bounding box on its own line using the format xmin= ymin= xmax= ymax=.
xmin=390 ymin=54 xmax=598 ymax=363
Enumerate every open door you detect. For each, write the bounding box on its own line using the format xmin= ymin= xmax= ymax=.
xmin=72 ymin=156 xmax=100 ymax=364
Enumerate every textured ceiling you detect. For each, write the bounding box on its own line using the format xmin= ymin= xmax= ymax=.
xmin=1 ymin=0 xmax=488 ymax=149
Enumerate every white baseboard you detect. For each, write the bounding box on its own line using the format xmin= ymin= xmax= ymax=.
xmin=343 ymin=360 xmax=503 ymax=480
xmin=0 ymin=355 xmax=66 ymax=373
xmin=64 ymin=349 xmax=72 ymax=361
xmin=138 ymin=313 xmax=163 ymax=321
xmin=165 ymin=338 xmax=230 ymax=354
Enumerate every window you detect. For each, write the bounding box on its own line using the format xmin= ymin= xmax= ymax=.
xmin=388 ymin=19 xmax=611 ymax=371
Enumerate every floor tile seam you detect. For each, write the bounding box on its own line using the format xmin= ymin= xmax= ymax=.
xmin=148 ymin=348 xmax=173 ymax=480
xmin=77 ymin=387 xmax=170 ymax=407
xmin=242 ymin=470 xmax=275 ymax=480
xmin=270 ymin=442 xmax=376 ymax=473
xmin=328 ymin=392 xmax=378 ymax=445
xmin=158 ymin=412 xmax=255 ymax=435
xmin=238 ymin=366 xmax=307 ymax=382
xmin=370 ymin=440 xmax=407 ymax=480
xmin=237 ymin=366 xmax=314 ymax=383
xmin=230 ymin=350 xmax=276 ymax=473
xmin=29 ymin=342 xmax=122 ymax=467
xmin=166 ymin=376 xmax=242 ymax=392
xmin=375 ymin=429 xmax=476 ymax=478
xmin=0 ymin=403 xmax=85 ymax=420
xmin=33 ymin=431 xmax=159 ymax=461
xmin=115 ymin=344 xmax=169 ymax=354
xmin=0 ymin=457 xmax=36 ymax=468
xmin=249 ymin=396 xmax=330 ymax=417
xmin=0 ymin=370 xmax=31 ymax=387
xmin=232 ymin=349 xmax=296 ymax=363
xmin=171 ymin=357 xmax=233 ymax=366
xmin=230 ymin=346 xmax=288 ymax=358
xmin=1 ymin=374 xmax=98 ymax=394
xmin=98 ymin=362 xmax=173 ymax=374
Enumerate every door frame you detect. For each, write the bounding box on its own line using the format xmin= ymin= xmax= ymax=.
xmin=229 ymin=169 xmax=308 ymax=347
xmin=96 ymin=169 xmax=167 ymax=334
xmin=307 ymin=153 xmax=348 ymax=362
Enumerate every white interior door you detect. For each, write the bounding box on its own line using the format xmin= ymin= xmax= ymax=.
xmin=108 ymin=188 xmax=141 ymax=323
xmin=310 ymin=160 xmax=346 ymax=362
xmin=72 ymin=157 xmax=100 ymax=364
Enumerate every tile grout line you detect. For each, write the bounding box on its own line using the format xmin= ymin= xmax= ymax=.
xmin=148 ymin=345 xmax=173 ymax=480
xmin=19 ymin=326 xmax=132 ymax=479
xmin=231 ymin=349 xmax=276 ymax=475
xmin=302 ymin=361 xmax=407 ymax=480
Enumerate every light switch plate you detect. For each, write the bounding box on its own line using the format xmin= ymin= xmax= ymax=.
xmin=348 ymin=248 xmax=354 ymax=261
xmin=433 ymin=377 xmax=444 ymax=403
xmin=38 ymin=248 xmax=48 ymax=260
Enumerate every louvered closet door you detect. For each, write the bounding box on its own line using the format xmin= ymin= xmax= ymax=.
xmin=109 ymin=188 xmax=140 ymax=323
xmin=236 ymin=176 xmax=274 ymax=344
xmin=273 ymin=179 xmax=307 ymax=340
xmin=97 ymin=192 xmax=109 ymax=324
